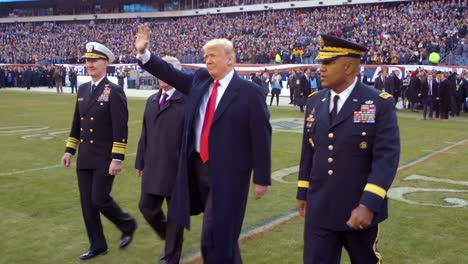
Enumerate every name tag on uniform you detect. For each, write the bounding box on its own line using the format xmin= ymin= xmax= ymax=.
xmin=354 ymin=104 xmax=376 ymax=123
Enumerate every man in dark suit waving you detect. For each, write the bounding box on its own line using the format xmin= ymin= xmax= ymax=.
xmin=135 ymin=24 xmax=271 ymax=264
xmin=297 ymin=35 xmax=400 ymax=264
xmin=61 ymin=42 xmax=137 ymax=261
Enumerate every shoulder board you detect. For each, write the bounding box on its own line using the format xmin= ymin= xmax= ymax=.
xmin=379 ymin=92 xmax=392 ymax=99
xmin=308 ymin=91 xmax=318 ymax=98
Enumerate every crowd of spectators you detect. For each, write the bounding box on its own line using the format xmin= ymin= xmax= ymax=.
xmin=0 ymin=0 xmax=466 ymax=65
xmin=0 ymin=65 xmax=68 ymax=90
xmin=3 ymin=0 xmax=292 ymax=17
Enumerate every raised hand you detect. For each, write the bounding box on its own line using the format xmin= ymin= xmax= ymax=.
xmin=135 ymin=24 xmax=151 ymax=55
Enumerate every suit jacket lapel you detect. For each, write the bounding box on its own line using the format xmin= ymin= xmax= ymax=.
xmin=78 ymin=83 xmax=90 ymax=114
xmin=152 ymin=90 xmax=162 ymax=120
xmin=190 ymin=79 xmax=211 ymax=122
xmin=316 ymin=90 xmax=330 ymax=128
xmin=156 ymin=90 xmax=184 ymax=118
xmin=330 ymin=82 xmax=362 ymax=128
xmin=212 ymin=73 xmax=240 ymax=125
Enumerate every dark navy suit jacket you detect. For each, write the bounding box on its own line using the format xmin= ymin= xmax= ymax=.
xmin=139 ymin=53 xmax=272 ymax=262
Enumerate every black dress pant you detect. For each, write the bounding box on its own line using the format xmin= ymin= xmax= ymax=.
xmin=304 ymin=225 xmax=381 ymax=264
xmin=191 ymin=153 xmax=242 ymax=264
xmin=139 ymin=193 xmax=183 ymax=264
xmin=77 ymin=168 xmax=135 ymax=251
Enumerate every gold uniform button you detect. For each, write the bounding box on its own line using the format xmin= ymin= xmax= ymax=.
xmin=80 ymin=139 xmax=83 ymax=142
xmin=328 ymin=170 xmax=334 ymax=176
xmin=90 ymin=140 xmax=94 ymax=144
xmin=80 ymin=117 xmax=84 ymax=121
xmin=328 ymin=133 xmax=334 ymax=139
xmin=359 ymin=141 xmax=368 ymax=149
xmin=89 ymin=129 xmax=93 ymax=133
xmin=80 ymin=128 xmax=83 ymax=131
xmin=328 ymin=158 xmax=333 ymax=163
xmin=328 ymin=145 xmax=334 ymax=151
xmin=362 ymin=131 xmax=367 ymax=136
xmin=90 ymin=117 xmax=94 ymax=121
xmin=100 ymin=102 xmax=104 ymax=106
xmin=122 ymin=139 xmax=126 ymax=142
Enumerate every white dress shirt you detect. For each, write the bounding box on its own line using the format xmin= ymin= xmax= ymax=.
xmin=137 ymin=49 xmax=151 ymax=64
xmin=160 ymin=88 xmax=175 ymax=103
xmin=91 ymin=75 xmax=106 ymax=91
xmin=195 ymin=70 xmax=234 ymax=152
xmin=329 ymin=77 xmax=358 ymax=113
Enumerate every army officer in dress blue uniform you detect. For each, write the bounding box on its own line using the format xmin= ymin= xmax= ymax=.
xmin=61 ymin=42 xmax=137 ymax=261
xmin=297 ymin=35 xmax=400 ymax=264
xmin=135 ymin=56 xmax=185 ymax=264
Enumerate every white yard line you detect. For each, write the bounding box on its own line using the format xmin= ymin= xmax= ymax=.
xmin=0 ymin=152 xmax=137 ymax=176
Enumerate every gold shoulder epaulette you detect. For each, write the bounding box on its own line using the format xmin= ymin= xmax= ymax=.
xmin=308 ymin=91 xmax=318 ymax=98
xmin=379 ymin=92 xmax=392 ymax=99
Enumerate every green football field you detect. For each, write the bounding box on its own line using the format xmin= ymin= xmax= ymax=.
xmin=0 ymin=90 xmax=467 ymax=264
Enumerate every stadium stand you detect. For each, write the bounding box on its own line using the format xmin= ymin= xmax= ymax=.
xmin=0 ymin=0 xmax=466 ymax=66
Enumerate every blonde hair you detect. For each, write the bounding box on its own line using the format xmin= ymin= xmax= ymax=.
xmin=162 ymin=55 xmax=182 ymax=70
xmin=203 ymin=38 xmax=236 ymax=63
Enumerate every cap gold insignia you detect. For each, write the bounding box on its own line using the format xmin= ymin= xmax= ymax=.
xmin=359 ymin=141 xmax=368 ymax=149
xmin=318 ymin=35 xmax=324 ymax=49
xmin=87 ymin=45 xmax=94 ymax=53
xmin=309 ymin=138 xmax=315 ymax=147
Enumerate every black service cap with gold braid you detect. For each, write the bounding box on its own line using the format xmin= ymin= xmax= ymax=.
xmin=316 ymin=34 xmax=367 ymax=62
xmin=82 ymin=42 xmax=115 ymax=63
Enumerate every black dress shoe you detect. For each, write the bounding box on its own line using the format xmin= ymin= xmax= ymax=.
xmin=119 ymin=220 xmax=137 ymax=249
xmin=79 ymin=249 xmax=107 ymax=261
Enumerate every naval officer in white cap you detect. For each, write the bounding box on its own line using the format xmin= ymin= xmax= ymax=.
xmin=61 ymin=42 xmax=137 ymax=260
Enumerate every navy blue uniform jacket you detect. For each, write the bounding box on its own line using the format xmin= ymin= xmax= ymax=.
xmin=139 ymin=53 xmax=272 ymax=258
xmin=297 ymin=82 xmax=400 ymax=231
xmin=65 ymin=78 xmax=128 ymax=168
xmin=135 ymin=90 xmax=185 ymax=196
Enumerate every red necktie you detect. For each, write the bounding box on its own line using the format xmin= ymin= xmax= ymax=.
xmin=200 ymin=81 xmax=220 ymax=163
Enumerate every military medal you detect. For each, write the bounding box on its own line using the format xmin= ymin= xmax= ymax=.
xmin=97 ymin=86 xmax=111 ymax=102
xmin=354 ymin=104 xmax=376 ymax=123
